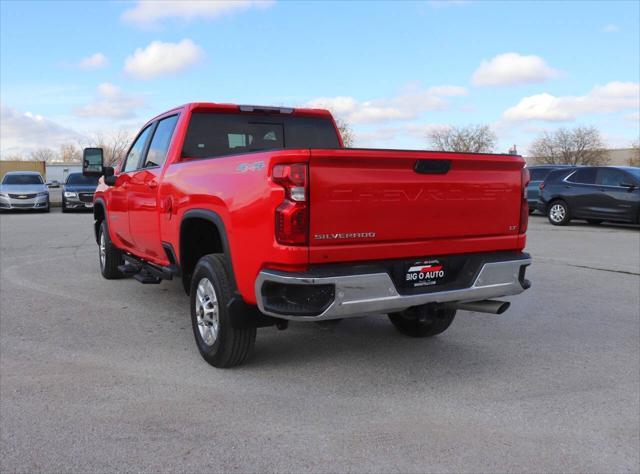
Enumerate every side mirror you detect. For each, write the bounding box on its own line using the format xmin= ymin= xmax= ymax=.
xmin=83 ymin=147 xmax=104 ymax=177
xmin=103 ymin=166 xmax=116 ymax=186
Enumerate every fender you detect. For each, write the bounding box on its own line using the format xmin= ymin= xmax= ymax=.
xmin=179 ymin=208 xmax=276 ymax=329
xmin=180 ymin=208 xmax=234 ymax=285
xmin=92 ymin=197 xmax=108 ymax=245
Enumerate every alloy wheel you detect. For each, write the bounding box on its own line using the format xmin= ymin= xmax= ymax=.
xmin=549 ymin=203 xmax=566 ymax=223
xmin=195 ymin=277 xmax=219 ymax=346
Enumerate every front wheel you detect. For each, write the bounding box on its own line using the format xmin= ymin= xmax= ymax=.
xmin=548 ymin=200 xmax=571 ymax=226
xmin=388 ymin=305 xmax=456 ymax=337
xmin=190 ymin=254 xmax=256 ymax=368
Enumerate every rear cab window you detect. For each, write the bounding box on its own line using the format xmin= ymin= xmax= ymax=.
xmin=182 ymin=112 xmax=340 ymax=159
xmin=144 ymin=115 xmax=179 ymax=168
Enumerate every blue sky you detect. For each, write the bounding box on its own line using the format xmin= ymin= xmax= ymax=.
xmin=1 ymin=0 xmax=638 ymax=157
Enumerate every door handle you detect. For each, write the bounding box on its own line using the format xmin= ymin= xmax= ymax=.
xmin=147 ymin=180 xmax=158 ymax=189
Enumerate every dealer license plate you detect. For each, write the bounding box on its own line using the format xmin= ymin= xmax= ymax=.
xmin=403 ymin=258 xmax=446 ymax=289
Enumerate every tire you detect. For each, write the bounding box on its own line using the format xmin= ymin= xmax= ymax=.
xmin=98 ymin=220 xmax=124 ymax=279
xmin=547 ymin=200 xmax=571 ymax=226
xmin=62 ymin=199 xmax=68 ymax=213
xmin=586 ymin=219 xmax=602 ymax=225
xmin=190 ymin=254 xmax=256 ymax=368
xmin=388 ymin=305 xmax=456 ymax=338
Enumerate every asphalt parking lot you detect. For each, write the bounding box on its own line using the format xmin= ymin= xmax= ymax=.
xmin=1 ymin=211 xmax=638 ymax=473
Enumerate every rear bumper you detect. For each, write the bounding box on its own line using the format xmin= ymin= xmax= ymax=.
xmin=256 ymin=254 xmax=531 ymax=321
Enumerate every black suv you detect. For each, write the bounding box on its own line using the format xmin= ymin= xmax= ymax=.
xmin=538 ymin=166 xmax=640 ymax=226
xmin=526 ymin=165 xmax=574 ymax=213
xmin=62 ymin=173 xmax=99 ymax=212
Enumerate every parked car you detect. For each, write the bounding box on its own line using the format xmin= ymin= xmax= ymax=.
xmin=82 ymin=102 xmax=531 ymax=368
xmin=526 ymin=165 xmax=574 ymax=213
xmin=538 ymin=166 xmax=640 ymax=226
xmin=62 ymin=173 xmax=99 ymax=212
xmin=0 ymin=171 xmax=50 ymax=212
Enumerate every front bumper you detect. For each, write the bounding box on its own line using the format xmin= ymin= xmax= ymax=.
xmin=0 ymin=195 xmax=48 ymax=210
xmin=64 ymin=192 xmax=94 ymax=209
xmin=256 ymin=254 xmax=531 ymax=321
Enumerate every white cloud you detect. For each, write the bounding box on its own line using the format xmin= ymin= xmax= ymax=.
xmin=472 ymin=53 xmax=560 ymax=86
xmin=74 ymin=83 xmax=145 ymax=119
xmin=122 ymin=0 xmax=274 ymax=27
xmin=602 ymin=24 xmax=620 ymax=33
xmin=626 ymin=111 xmax=640 ymax=122
xmin=306 ymin=84 xmax=468 ymax=125
xmin=79 ymin=52 xmax=108 ymax=70
xmin=503 ymin=81 xmax=640 ymax=122
xmin=124 ymin=39 xmax=205 ymax=80
xmin=0 ymin=105 xmax=85 ymax=156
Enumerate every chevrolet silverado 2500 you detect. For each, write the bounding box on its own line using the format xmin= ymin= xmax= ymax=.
xmin=83 ymin=103 xmax=531 ymax=368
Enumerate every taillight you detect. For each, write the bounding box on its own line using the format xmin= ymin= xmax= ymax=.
xmin=520 ymin=168 xmax=530 ymax=233
xmin=539 ymin=182 xmax=545 ymax=190
xmin=272 ymin=163 xmax=308 ymax=245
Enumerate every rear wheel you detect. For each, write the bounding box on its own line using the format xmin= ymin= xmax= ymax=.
xmin=98 ymin=220 xmax=124 ymax=279
xmin=190 ymin=254 xmax=256 ymax=368
xmin=548 ymin=200 xmax=571 ymax=226
xmin=388 ymin=305 xmax=456 ymax=337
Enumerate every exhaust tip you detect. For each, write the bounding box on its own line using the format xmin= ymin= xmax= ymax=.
xmin=495 ymin=301 xmax=510 ymax=314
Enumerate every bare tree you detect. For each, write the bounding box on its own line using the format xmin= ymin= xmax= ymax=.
xmin=86 ymin=129 xmax=132 ymax=166
xmin=629 ymin=141 xmax=640 ymax=167
xmin=1 ymin=153 xmax=28 ymax=161
xmin=336 ymin=119 xmax=355 ymax=148
xmin=29 ymin=148 xmax=57 ymax=163
xmin=529 ymin=126 xmax=608 ymax=165
xmin=59 ymin=143 xmax=82 ymax=163
xmin=427 ymin=125 xmax=497 ymax=153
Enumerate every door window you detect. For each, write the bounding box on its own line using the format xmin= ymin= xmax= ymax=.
xmin=144 ymin=115 xmax=179 ymax=168
xmin=123 ymin=126 xmax=153 ymax=173
xmin=596 ymin=168 xmax=629 ymax=187
xmin=566 ymin=168 xmax=596 ymax=184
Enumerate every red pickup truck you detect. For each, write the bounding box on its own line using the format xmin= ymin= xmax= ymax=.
xmin=82 ymin=102 xmax=531 ymax=368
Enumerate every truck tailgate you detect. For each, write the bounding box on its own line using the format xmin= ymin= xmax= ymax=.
xmin=308 ymin=149 xmax=525 ymax=264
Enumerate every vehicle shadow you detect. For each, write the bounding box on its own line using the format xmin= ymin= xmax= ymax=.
xmin=246 ymin=316 xmax=505 ymax=382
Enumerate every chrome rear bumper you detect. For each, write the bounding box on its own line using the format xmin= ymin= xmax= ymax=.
xmin=256 ymin=257 xmax=531 ymax=321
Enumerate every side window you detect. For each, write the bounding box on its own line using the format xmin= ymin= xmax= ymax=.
xmin=567 ymin=168 xmax=596 ymax=185
xmin=144 ymin=115 xmax=179 ymax=168
xmin=596 ymin=169 xmax=628 ymax=187
xmin=123 ymin=125 xmax=153 ymax=173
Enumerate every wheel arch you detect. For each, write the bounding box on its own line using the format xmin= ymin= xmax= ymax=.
xmin=179 ymin=209 xmax=236 ymax=294
xmin=93 ymin=198 xmax=107 ymax=244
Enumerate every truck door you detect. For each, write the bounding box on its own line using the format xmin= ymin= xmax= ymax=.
xmin=109 ymin=125 xmax=154 ymax=250
xmin=128 ymin=115 xmax=179 ymax=264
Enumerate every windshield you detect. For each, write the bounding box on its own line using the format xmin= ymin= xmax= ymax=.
xmin=2 ymin=174 xmax=43 ymax=185
xmin=66 ymin=173 xmax=99 ymax=185
xmin=182 ymin=112 xmax=341 ymax=159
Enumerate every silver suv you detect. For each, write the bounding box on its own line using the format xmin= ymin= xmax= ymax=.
xmin=0 ymin=171 xmax=50 ymax=212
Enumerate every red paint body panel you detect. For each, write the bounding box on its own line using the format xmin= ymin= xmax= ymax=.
xmin=94 ymin=103 xmax=527 ymax=306
xmin=308 ymin=149 xmax=525 ymax=264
